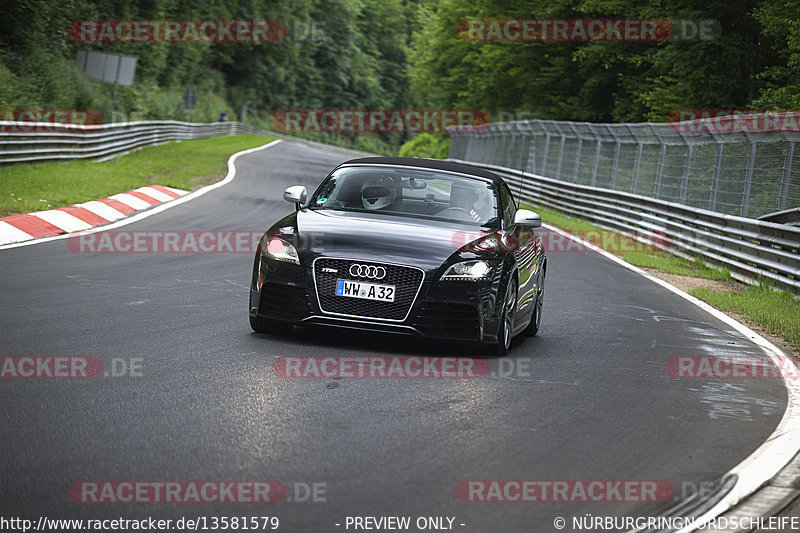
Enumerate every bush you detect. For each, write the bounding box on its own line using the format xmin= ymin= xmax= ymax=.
xmin=398 ymin=132 xmax=450 ymax=159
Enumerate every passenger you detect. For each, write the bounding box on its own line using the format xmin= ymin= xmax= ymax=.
xmin=449 ymin=183 xmax=482 ymax=222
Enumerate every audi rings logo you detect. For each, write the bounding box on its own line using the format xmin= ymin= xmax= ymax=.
xmin=349 ymin=264 xmax=387 ymax=280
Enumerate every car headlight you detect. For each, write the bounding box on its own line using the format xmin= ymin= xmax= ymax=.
xmin=440 ymin=260 xmax=493 ymax=281
xmin=262 ymin=235 xmax=300 ymax=264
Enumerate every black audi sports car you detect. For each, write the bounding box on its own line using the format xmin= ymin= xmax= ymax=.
xmin=249 ymin=157 xmax=546 ymax=355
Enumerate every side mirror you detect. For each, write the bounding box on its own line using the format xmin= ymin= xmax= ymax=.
xmin=283 ymin=185 xmax=307 ymax=210
xmin=513 ymin=209 xmax=542 ymax=228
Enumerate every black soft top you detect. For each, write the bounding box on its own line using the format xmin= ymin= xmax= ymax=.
xmin=338 ymin=157 xmax=503 ymax=183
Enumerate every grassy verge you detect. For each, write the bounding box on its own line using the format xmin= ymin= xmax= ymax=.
xmin=692 ymin=284 xmax=800 ymax=348
xmin=0 ymin=135 xmax=275 ymax=216
xmin=525 ymin=203 xmax=800 ymax=351
xmin=526 ymin=204 xmax=733 ymax=281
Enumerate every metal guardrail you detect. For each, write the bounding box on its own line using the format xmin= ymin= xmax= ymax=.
xmin=447 ymin=157 xmax=800 ymax=295
xmin=0 ymin=120 xmax=375 ymax=164
xmin=0 ymin=120 xmax=266 ymax=164
xmin=448 ymin=116 xmax=800 ymax=219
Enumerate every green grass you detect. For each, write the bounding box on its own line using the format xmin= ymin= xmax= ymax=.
xmin=691 ymin=283 xmax=800 ymax=350
xmin=0 ymin=134 xmax=274 ymax=216
xmin=620 ymin=252 xmax=733 ymax=280
xmin=524 ymin=204 xmax=732 ymax=281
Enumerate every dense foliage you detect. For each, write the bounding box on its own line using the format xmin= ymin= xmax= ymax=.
xmin=1 ymin=0 xmax=798 ymax=154
xmin=408 ymin=0 xmax=800 ymax=122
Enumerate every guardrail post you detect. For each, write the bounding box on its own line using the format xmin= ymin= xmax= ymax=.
xmin=514 ymin=123 xmax=527 ymax=170
xmin=493 ymin=127 xmax=503 ymax=166
xmin=508 ymin=127 xmax=519 ymax=169
xmin=487 ymin=129 xmax=497 ymax=163
xmin=590 ymin=136 xmax=602 ymax=187
xmin=779 ymin=141 xmax=794 ymax=211
xmin=498 ymin=128 xmax=508 ymax=166
xmin=651 ymin=125 xmax=667 ymax=198
xmin=447 ymin=131 xmax=458 ymax=159
xmin=480 ymin=131 xmax=489 ymax=163
xmin=477 ymin=129 xmax=489 ymax=162
xmin=554 ymin=129 xmax=567 ymax=180
xmin=709 ymin=143 xmax=723 ymax=212
xmin=491 ymin=129 xmax=501 ymax=165
xmin=742 ymin=134 xmax=757 ymax=217
xmin=525 ymin=121 xmax=538 ymax=174
xmin=573 ymin=138 xmax=582 ymax=182
xmin=542 ymin=128 xmax=552 ymax=177
xmin=632 ymin=142 xmax=643 ymax=194
xmin=679 ymin=132 xmax=693 ymax=204
xmin=610 ymin=139 xmax=621 ymax=190
xmin=568 ymin=122 xmax=582 ymax=183
xmin=451 ymin=130 xmax=461 ymax=159
xmin=465 ymin=131 xmax=475 ymax=161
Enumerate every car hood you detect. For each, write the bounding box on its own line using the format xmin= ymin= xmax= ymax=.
xmin=270 ymin=209 xmax=491 ymax=271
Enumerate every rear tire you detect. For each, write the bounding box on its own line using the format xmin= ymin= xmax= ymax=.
xmin=250 ymin=315 xmax=293 ymax=335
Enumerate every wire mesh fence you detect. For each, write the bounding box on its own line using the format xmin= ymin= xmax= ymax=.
xmin=448 ymin=114 xmax=800 ymax=219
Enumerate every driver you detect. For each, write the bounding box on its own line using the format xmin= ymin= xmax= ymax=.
xmin=449 ymin=183 xmax=482 ymax=222
xmin=361 ymin=177 xmax=396 ymax=210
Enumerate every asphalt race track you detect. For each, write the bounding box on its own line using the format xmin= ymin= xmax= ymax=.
xmin=0 ymin=141 xmax=790 ymax=532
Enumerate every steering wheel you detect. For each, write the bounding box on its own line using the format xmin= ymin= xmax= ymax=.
xmin=436 ymin=207 xmax=474 ymax=221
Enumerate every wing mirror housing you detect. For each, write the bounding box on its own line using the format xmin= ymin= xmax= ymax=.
xmin=283 ymin=185 xmax=307 ymax=211
xmin=513 ymin=209 xmax=542 ymax=228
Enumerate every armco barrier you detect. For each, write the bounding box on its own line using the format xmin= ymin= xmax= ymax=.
xmin=0 ymin=120 xmax=249 ymax=164
xmin=0 ymin=120 xmax=372 ymax=164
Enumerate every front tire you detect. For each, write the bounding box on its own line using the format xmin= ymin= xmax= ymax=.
xmin=493 ymin=278 xmax=517 ymax=356
xmin=524 ymin=267 xmax=545 ymax=336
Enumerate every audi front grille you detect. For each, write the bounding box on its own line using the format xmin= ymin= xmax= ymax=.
xmin=313 ymin=257 xmax=424 ymax=321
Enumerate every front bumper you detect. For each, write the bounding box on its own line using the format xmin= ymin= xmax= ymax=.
xmin=250 ymin=256 xmax=505 ymax=342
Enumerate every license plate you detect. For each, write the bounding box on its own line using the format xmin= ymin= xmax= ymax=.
xmin=335 ymin=279 xmax=395 ymax=302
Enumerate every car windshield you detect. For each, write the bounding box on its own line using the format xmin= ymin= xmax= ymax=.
xmin=308 ymin=166 xmax=499 ymax=228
